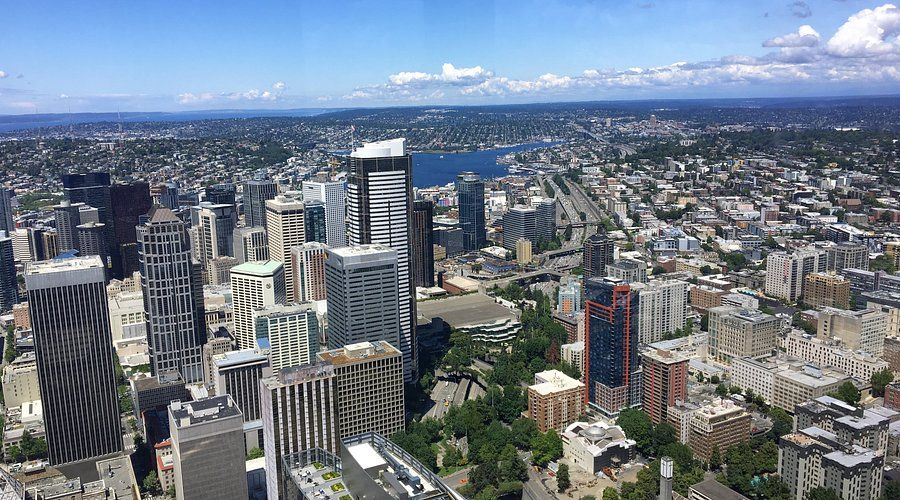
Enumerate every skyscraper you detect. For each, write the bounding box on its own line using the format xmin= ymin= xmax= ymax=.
xmin=266 ymin=195 xmax=306 ymax=302
xmin=231 ymin=260 xmax=286 ymax=350
xmin=169 ymin=396 xmax=248 ymax=500
xmin=211 ymin=348 xmax=272 ymax=422
xmin=62 ymin=172 xmax=114 ymax=262
xmin=411 ymin=200 xmax=435 ymax=288
xmin=641 ymin=349 xmax=688 ymax=425
xmin=584 ymin=232 xmax=615 ymax=278
xmin=304 ymin=200 xmax=327 ymax=244
xmin=291 ymin=242 xmax=328 ymax=302
xmin=346 ymin=138 xmax=416 ymax=381
xmin=77 ymin=222 xmax=109 ymax=269
xmin=503 ymin=206 xmax=536 ymax=250
xmin=205 ymin=183 xmax=237 ymax=206
xmin=243 ymin=179 xmax=278 ymax=228
xmin=260 ymin=363 xmax=339 ymax=500
xmin=233 ymin=226 xmax=269 ymax=264
xmin=325 ymin=245 xmax=401 ymax=354
xmin=254 ymin=303 xmax=319 ymax=374
xmin=53 ymin=200 xmax=83 ymax=253
xmin=302 ymin=180 xmax=347 ymax=248
xmin=456 ymin=172 xmax=486 ymax=251
xmin=25 ymin=256 xmax=122 ymax=465
xmin=535 ymin=197 xmax=557 ymax=243
xmin=0 ymin=236 xmax=17 ymax=313
xmin=0 ymin=188 xmax=15 ymax=236
xmin=633 ymin=279 xmax=688 ymax=344
xmin=196 ymin=203 xmax=237 ymax=265
xmin=585 ymin=277 xmax=641 ymax=417
xmin=138 ymin=207 xmax=207 ymax=383
xmin=110 ymin=182 xmax=152 ymax=279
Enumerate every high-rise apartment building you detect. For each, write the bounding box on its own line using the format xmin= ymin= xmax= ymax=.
xmin=233 ymin=226 xmax=269 ymax=264
xmin=765 ymin=248 xmax=827 ymax=302
xmin=325 ymin=245 xmax=401 ymax=353
xmin=346 ymin=139 xmax=416 ymax=381
xmin=825 ymin=242 xmax=869 ymax=273
xmin=708 ymin=306 xmax=779 ymax=364
xmin=260 ymin=363 xmax=339 ymax=500
xmin=688 ymin=399 xmax=750 ymax=462
xmin=804 ymin=272 xmax=850 ymax=309
xmin=291 ymin=242 xmax=328 ymax=302
xmin=526 ymin=369 xmax=585 ymax=432
xmin=266 ymin=195 xmax=306 ymax=303
xmin=317 ymin=341 xmax=405 ymax=439
xmin=584 ymin=232 xmax=615 ymax=278
xmin=302 ymin=180 xmax=347 ymax=248
xmin=517 ymin=238 xmax=533 ymax=265
xmin=0 ymin=236 xmax=17 ymax=313
xmin=25 ymin=256 xmax=122 ymax=465
xmin=243 ymin=179 xmax=278 ymax=228
xmin=138 ymin=207 xmax=207 ymax=383
xmin=231 ymin=260 xmax=286 ymax=350
xmin=641 ymin=349 xmax=688 ymax=425
xmin=456 ymin=172 xmax=486 ymax=251
xmin=633 ymin=279 xmax=688 ymax=344
xmin=169 ymin=396 xmax=248 ymax=500
xmin=502 ymin=206 xmax=536 ymax=250
xmin=254 ymin=303 xmax=319 ymax=374
xmin=818 ymin=307 xmax=888 ymax=357
xmin=585 ymin=277 xmax=641 ymax=417
xmin=606 ymin=259 xmax=649 ymax=284
xmin=843 ymin=268 xmax=900 ymax=308
xmin=411 ymin=200 xmax=435 ymax=288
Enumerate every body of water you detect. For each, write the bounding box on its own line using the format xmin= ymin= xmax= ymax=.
xmin=411 ymin=141 xmax=559 ymax=187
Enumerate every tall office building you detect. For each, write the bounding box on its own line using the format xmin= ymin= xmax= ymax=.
xmin=585 ymin=277 xmax=641 ymax=417
xmin=110 ymin=182 xmax=152 ymax=278
xmin=231 ymin=261 xmax=286 ymax=350
xmin=53 ymin=200 xmax=83 ymax=253
xmin=708 ymin=306 xmax=779 ymax=364
xmin=155 ymin=182 xmax=180 ymax=210
xmin=584 ymin=232 xmax=615 ymax=278
xmin=39 ymin=230 xmax=58 ymax=261
xmin=254 ymin=303 xmax=319 ymax=374
xmin=77 ymin=222 xmax=109 ymax=268
xmin=0 ymin=236 xmax=17 ymax=313
xmin=260 ymin=363 xmax=340 ymax=500
xmin=304 ymin=201 xmax=327 ymax=244
xmin=456 ymin=172 xmax=486 ymax=251
xmin=291 ymin=242 xmax=328 ymax=302
xmin=233 ymin=226 xmax=269 ymax=264
xmin=641 ymin=349 xmax=688 ymax=425
xmin=243 ymin=179 xmax=278 ymax=228
xmin=317 ymin=341 xmax=405 ymax=440
xmin=346 ymin=138 xmax=416 ymax=381
xmin=411 ymin=200 xmax=435 ymax=288
xmin=607 ymin=259 xmax=649 ymax=284
xmin=11 ymin=228 xmax=36 ymax=262
xmin=503 ymin=206 xmax=536 ymax=250
xmin=535 ymin=197 xmax=557 ymax=243
xmin=302 ymin=180 xmax=347 ymax=248
xmin=325 ymin=245 xmax=401 ymax=353
xmin=197 ymin=203 xmax=237 ymax=265
xmin=826 ymin=242 xmax=869 ymax=273
xmin=169 ymin=396 xmax=248 ymax=500
xmin=633 ymin=279 xmax=688 ymax=344
xmin=0 ymin=188 xmax=14 ymax=235
xmin=211 ymin=349 xmax=272 ymax=422
xmin=63 ymin=172 xmax=114 ymax=262
xmin=765 ymin=248 xmax=827 ymax=302
xmin=138 ymin=207 xmax=207 ymax=383
xmin=25 ymin=256 xmax=122 ymax=465
xmin=266 ymin=195 xmax=306 ymax=303
xmin=205 ymin=183 xmax=237 ymax=206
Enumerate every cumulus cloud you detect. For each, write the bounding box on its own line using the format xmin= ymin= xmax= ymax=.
xmin=178 ymin=92 xmax=216 ymax=104
xmin=177 ymin=83 xmax=287 ymax=105
xmin=789 ymin=1 xmax=812 ymax=18
xmin=0 ymin=71 xmax=7 ymax=79
xmin=388 ymin=63 xmax=493 ymax=86
xmin=826 ymin=3 xmax=900 ymax=57
xmin=272 ymin=81 xmax=286 ymax=91
xmin=763 ymin=25 xmax=821 ymax=47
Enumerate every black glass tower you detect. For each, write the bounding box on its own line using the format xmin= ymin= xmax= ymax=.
xmin=456 ymin=172 xmax=486 ymax=251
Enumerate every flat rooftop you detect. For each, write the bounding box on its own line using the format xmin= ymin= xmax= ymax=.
xmin=170 ymin=395 xmax=241 ymax=427
xmin=317 ymin=340 xmax=401 ymax=366
xmin=231 ymin=260 xmax=282 ymax=276
xmin=416 ymin=293 xmax=517 ymax=328
xmin=530 ymin=370 xmax=584 ymax=395
xmin=212 ymin=348 xmax=269 ymax=369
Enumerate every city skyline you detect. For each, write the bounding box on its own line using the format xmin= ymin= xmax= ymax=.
xmin=1 ymin=1 xmax=899 ymax=114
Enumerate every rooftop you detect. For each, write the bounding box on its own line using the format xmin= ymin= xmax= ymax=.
xmin=230 ymin=260 xmax=283 ymax=276
xmin=417 ymin=293 xmax=518 ymax=329
xmin=169 ymin=395 xmax=242 ymax=427
xmin=212 ymin=348 xmax=269 ymax=369
xmin=530 ymin=370 xmax=584 ymax=395
xmin=350 ymin=138 xmax=406 ymax=158
xmin=317 ymin=340 xmax=401 ymax=366
xmin=25 ymin=255 xmax=104 ymax=275
xmin=690 ymin=479 xmax=749 ymax=500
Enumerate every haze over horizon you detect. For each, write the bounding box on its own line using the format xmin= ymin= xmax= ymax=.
xmin=2 ymin=0 xmax=899 ymax=115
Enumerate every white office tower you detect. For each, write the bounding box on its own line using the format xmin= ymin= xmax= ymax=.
xmin=265 ymin=195 xmax=306 ymax=302
xmin=634 ymin=280 xmax=689 ymax=344
xmin=291 ymin=242 xmax=328 ymax=302
xmin=11 ymin=228 xmax=36 ymax=262
xmin=325 ymin=245 xmax=401 ymax=354
xmin=765 ymin=248 xmax=827 ymax=302
xmin=346 ymin=138 xmax=417 ymax=381
xmin=231 ymin=260 xmax=286 ymax=350
xmin=233 ymin=226 xmax=269 ymax=264
xmin=302 ymin=180 xmax=347 ymax=248
xmin=260 ymin=363 xmax=339 ymax=500
xmin=253 ymin=302 xmax=319 ymax=374
xmin=25 ymin=256 xmax=122 ymax=465
xmin=137 ymin=207 xmax=207 ymax=383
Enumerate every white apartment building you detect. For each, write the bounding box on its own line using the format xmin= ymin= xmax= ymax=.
xmin=785 ymin=332 xmax=888 ymax=381
xmin=765 ymin=248 xmax=827 ymax=302
xmin=633 ymin=279 xmax=689 ymax=344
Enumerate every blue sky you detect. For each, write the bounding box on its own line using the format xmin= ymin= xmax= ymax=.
xmin=1 ymin=0 xmax=899 ymax=113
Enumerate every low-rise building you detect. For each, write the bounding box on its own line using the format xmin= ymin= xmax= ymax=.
xmin=818 ymin=307 xmax=888 ymax=357
xmin=155 ymin=439 xmax=175 ymax=493
xmin=526 ymin=370 xmax=585 ymax=433
xmin=708 ymin=306 xmax=779 ymax=364
xmin=561 ymin=421 xmax=636 ymax=474
xmin=689 ymin=398 xmax=751 ymax=462
xmin=785 ymin=332 xmax=888 ymax=381
xmin=689 ymin=285 xmax=726 ymax=313
xmin=1 ymin=353 xmax=40 ymax=409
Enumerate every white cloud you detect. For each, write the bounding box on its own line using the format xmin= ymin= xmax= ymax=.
xmin=0 ymin=71 xmax=7 ymax=79
xmin=826 ymin=3 xmax=900 ymax=57
xmin=387 ymin=63 xmax=492 ymax=86
xmin=763 ymin=25 xmax=821 ymax=47
xmin=58 ymin=94 xmax=69 ymax=99
xmin=272 ymin=81 xmax=286 ymax=91
xmin=178 ymin=92 xmax=215 ymax=104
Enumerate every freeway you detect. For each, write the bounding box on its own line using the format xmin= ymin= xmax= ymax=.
xmin=563 ymin=177 xmax=605 ymax=224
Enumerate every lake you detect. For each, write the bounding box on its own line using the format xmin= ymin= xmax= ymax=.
xmin=411 ymin=141 xmax=559 ymax=188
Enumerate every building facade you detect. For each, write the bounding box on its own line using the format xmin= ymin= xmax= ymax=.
xmin=527 ymin=370 xmax=585 ymax=433
xmin=641 ymin=349 xmax=688 ymax=425
xmin=411 ymin=200 xmax=435 ymax=288
xmin=708 ymin=306 xmax=779 ymax=364
xmin=265 ymin=195 xmax=306 ymax=303
xmin=302 ymin=180 xmax=347 ymax=248
xmin=231 ymin=260 xmax=286 ymax=350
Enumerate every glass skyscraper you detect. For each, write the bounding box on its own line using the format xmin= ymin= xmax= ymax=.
xmin=456 ymin=171 xmax=486 ymax=251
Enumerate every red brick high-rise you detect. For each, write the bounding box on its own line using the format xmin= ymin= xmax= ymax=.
xmin=641 ymin=348 xmax=688 ymax=425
